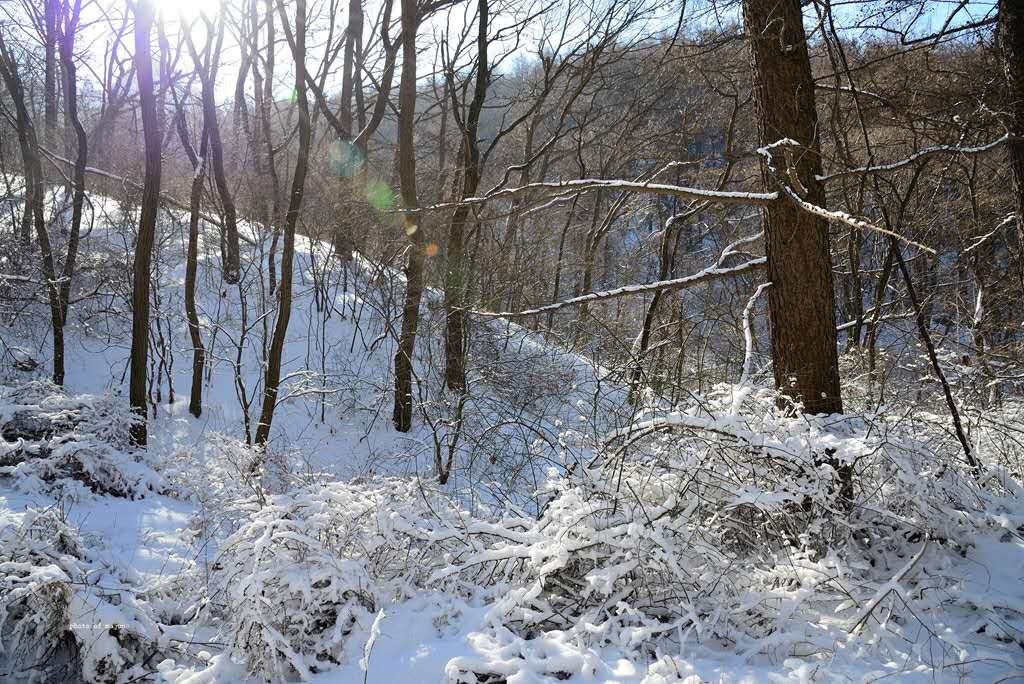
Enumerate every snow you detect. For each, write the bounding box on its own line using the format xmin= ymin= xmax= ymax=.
xmin=2 ymin=188 xmax=1024 ymax=682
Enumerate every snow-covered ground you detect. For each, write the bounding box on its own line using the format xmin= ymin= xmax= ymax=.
xmin=3 ymin=194 xmax=1024 ymax=682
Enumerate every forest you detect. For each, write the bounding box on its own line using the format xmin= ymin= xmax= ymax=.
xmin=0 ymin=0 xmax=1022 ymax=681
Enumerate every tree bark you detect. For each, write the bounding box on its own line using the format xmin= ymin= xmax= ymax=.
xmin=1000 ymin=0 xmax=1024 ymax=273
xmin=254 ymin=0 xmax=312 ymax=447
xmin=129 ymin=0 xmax=162 ymax=445
xmin=444 ymin=0 xmax=489 ymax=392
xmin=742 ymin=0 xmax=842 ymax=414
xmin=392 ymin=0 xmax=425 ymax=432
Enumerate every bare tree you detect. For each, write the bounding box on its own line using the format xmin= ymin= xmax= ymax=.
xmin=442 ymin=0 xmax=489 ymax=392
xmin=55 ymin=0 xmax=87 ymax=382
xmin=182 ymin=13 xmax=242 ymax=285
xmin=254 ymin=0 xmax=313 ymax=447
xmin=129 ymin=0 xmax=162 ymax=445
xmin=392 ymin=0 xmax=427 ymax=432
xmin=0 ymin=27 xmax=67 ymax=385
xmin=43 ymin=0 xmax=58 ymax=147
xmin=171 ymin=83 xmax=209 ymax=418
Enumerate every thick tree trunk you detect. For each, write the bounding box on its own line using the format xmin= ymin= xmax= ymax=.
xmin=254 ymin=0 xmax=311 ymax=447
xmin=129 ymin=0 xmax=162 ymax=445
xmin=393 ymin=0 xmax=425 ymax=432
xmin=742 ymin=0 xmax=842 ymax=414
xmin=1000 ymin=0 xmax=1024 ymax=271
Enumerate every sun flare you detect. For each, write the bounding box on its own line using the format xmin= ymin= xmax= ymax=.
xmin=155 ymin=0 xmax=219 ymax=21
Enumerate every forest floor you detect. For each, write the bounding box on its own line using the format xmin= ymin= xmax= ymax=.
xmin=2 ymin=196 xmax=1024 ymax=682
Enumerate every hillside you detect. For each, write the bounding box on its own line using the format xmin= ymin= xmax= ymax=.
xmin=1 ymin=190 xmax=1023 ymax=682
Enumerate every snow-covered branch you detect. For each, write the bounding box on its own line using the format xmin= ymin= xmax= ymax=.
xmin=757 ymin=139 xmax=937 ymax=254
xmin=415 ymin=178 xmax=779 ymax=215
xmin=818 ymin=134 xmax=1012 ymax=182
xmin=474 ymin=257 xmax=766 ymax=319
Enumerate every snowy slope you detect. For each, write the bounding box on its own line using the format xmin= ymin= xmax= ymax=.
xmin=3 ymin=190 xmax=629 ymax=498
xmin=3 ymin=191 xmax=1024 ymax=683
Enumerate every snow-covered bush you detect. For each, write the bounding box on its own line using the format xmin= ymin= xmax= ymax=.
xmin=0 ymin=382 xmax=163 ymax=499
xmin=431 ymin=389 xmax=1024 ymax=680
xmin=0 ymin=508 xmax=81 ymax=682
xmin=0 ymin=506 xmax=166 ymax=683
xmin=205 ymin=384 xmax=1024 ymax=681
xmin=214 ymin=478 xmax=469 ymax=680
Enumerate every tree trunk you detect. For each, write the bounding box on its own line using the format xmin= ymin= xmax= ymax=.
xmin=254 ymin=0 xmax=312 ymax=447
xmin=0 ymin=32 xmax=66 ymax=387
xmin=352 ymin=0 xmax=398 ymax=159
xmin=742 ymin=0 xmax=842 ymax=414
xmin=630 ymin=213 xmax=681 ymax=395
xmin=18 ymin=161 xmax=33 ymax=245
xmin=574 ymin=193 xmax=604 ymax=334
xmin=44 ymin=0 xmax=59 ymax=147
xmin=172 ymin=90 xmax=209 ymax=419
xmin=845 ymin=227 xmax=864 ymax=348
xmin=184 ymin=19 xmax=242 ymax=285
xmin=444 ymin=0 xmax=489 ymax=392
xmin=186 ymin=153 xmax=207 ymax=419
xmin=866 ymin=241 xmax=894 ymax=377
xmin=1001 ymin=0 xmax=1024 ymax=272
xmin=261 ymin=0 xmax=281 ymax=294
xmin=392 ymin=0 xmax=425 ymax=432
xmin=129 ymin=0 xmax=162 ymax=445
xmin=57 ymin=0 xmax=87 ymax=368
xmin=546 ymin=198 xmax=578 ymax=330
xmin=340 ymin=0 xmax=362 ymax=137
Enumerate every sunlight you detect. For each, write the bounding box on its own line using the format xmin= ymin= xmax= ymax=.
xmin=0 ymin=0 xmax=1016 ymax=680
xmin=154 ymin=0 xmax=219 ymax=21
